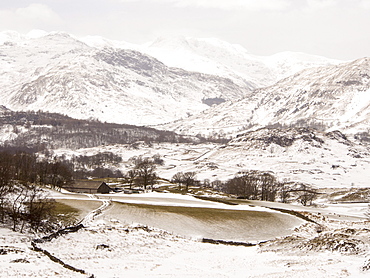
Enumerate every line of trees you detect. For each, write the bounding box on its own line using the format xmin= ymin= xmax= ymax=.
xmin=0 ymin=151 xmax=73 ymax=190
xmin=71 ymin=152 xmax=123 ymax=169
xmin=69 ymin=152 xmax=123 ymax=179
xmin=204 ymin=170 xmax=318 ymax=205
xmin=1 ymin=110 xmax=197 ymax=150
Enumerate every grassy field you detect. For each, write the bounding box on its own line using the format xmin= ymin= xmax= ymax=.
xmin=54 ymin=199 xmax=102 ymax=221
xmin=101 ymin=201 xmax=304 ymax=242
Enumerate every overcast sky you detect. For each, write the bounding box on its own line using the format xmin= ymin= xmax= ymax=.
xmin=0 ymin=0 xmax=369 ymax=60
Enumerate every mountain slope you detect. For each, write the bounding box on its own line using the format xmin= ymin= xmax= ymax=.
xmin=0 ymin=110 xmax=195 ymax=150
xmin=207 ymin=127 xmax=370 ymax=188
xmin=0 ymin=31 xmax=250 ymax=125
xmin=160 ymin=57 xmax=370 ymax=135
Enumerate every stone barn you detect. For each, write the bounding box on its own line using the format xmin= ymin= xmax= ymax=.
xmin=97 ymin=182 xmax=113 ymax=194
xmin=65 ymin=181 xmax=112 ymax=194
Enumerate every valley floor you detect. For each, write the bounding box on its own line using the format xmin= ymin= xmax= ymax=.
xmin=1 ymin=192 xmax=370 ymax=277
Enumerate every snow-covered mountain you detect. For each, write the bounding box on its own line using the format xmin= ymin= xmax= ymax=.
xmin=0 ymin=31 xmax=251 ymax=125
xmin=80 ymin=34 xmax=341 ymax=88
xmin=161 ymin=57 xmax=370 ymax=135
xmin=0 ymin=30 xmax=349 ymax=128
xmin=140 ymin=36 xmax=341 ymax=88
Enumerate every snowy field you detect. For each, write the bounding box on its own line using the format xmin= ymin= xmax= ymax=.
xmin=1 ymin=190 xmax=370 ymax=277
xmin=36 ymin=219 xmax=370 ymax=278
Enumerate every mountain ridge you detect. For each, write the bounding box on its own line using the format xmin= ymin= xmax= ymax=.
xmin=0 ymin=31 xmax=251 ymax=125
xmin=0 ymin=30 xmax=357 ymax=131
xmin=140 ymin=35 xmax=342 ymax=88
xmin=159 ymin=57 xmax=370 ymax=135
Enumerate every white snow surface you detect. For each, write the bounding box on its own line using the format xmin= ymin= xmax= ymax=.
xmin=1 ymin=189 xmax=370 ymax=277
xmin=107 ymin=191 xmax=271 ymax=211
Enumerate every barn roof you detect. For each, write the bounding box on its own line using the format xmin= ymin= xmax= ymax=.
xmin=73 ymin=180 xmax=104 ymax=189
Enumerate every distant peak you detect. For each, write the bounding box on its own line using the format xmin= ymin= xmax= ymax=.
xmin=26 ymin=29 xmax=48 ymax=39
xmin=79 ymin=35 xmax=135 ymax=50
xmin=148 ymin=35 xmax=249 ymax=56
xmin=354 ymin=56 xmax=370 ymax=64
xmin=195 ymin=37 xmax=249 ymax=53
xmin=149 ymin=35 xmax=191 ymax=50
xmin=46 ymin=31 xmax=74 ymax=38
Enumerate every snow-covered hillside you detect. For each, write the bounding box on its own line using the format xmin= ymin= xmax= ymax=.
xmin=52 ymin=127 xmax=370 ymax=189
xmin=161 ymin=57 xmax=370 ymax=135
xmin=205 ymin=128 xmax=370 ymax=188
xmin=0 ymin=31 xmax=250 ymax=126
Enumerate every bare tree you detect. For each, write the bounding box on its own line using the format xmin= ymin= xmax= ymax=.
xmin=211 ymin=180 xmax=223 ymax=191
xmin=125 ymin=169 xmax=138 ymax=189
xmin=171 ymin=172 xmax=198 ymax=192
xmin=223 ymin=171 xmax=279 ymax=201
xmin=259 ymin=172 xmax=277 ymax=201
xmin=0 ymin=152 xmax=14 ymax=223
xmin=49 ymin=160 xmax=74 ymax=190
xmin=182 ymin=172 xmax=197 ymax=192
xmin=171 ymin=172 xmax=184 ymax=190
xmin=135 ymin=158 xmax=157 ymax=190
xmin=9 ymin=187 xmax=28 ymax=232
xmin=202 ymin=179 xmax=211 ymax=188
xmin=297 ymin=184 xmax=318 ymax=206
xmin=25 ymin=185 xmax=55 ymax=232
xmin=0 ymin=150 xmax=71 ymax=232
xmin=7 ymin=184 xmax=56 ymax=233
xmin=279 ymin=183 xmax=291 ymax=203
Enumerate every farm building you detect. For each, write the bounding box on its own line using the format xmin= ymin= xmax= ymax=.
xmin=65 ymin=181 xmax=113 ymax=194
xmin=97 ymin=182 xmax=113 ymax=194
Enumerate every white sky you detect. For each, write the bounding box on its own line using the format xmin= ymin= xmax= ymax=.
xmin=0 ymin=0 xmax=369 ymax=60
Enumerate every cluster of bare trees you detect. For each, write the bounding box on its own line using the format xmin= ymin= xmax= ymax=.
xmin=68 ymin=153 xmax=164 ymax=180
xmin=70 ymin=152 xmax=123 ymax=179
xmin=1 ymin=184 xmax=56 ymax=232
xmin=293 ymin=183 xmax=319 ymax=206
xmin=215 ymin=170 xmax=318 ymax=205
xmin=0 ymin=150 xmax=74 ymax=232
xmin=223 ymin=170 xmax=279 ymax=201
xmin=72 ymin=152 xmax=123 ymax=169
xmin=0 ymin=151 xmax=73 ymax=190
xmin=171 ymin=171 xmax=198 ymax=192
xmin=124 ymin=156 xmax=159 ymax=190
